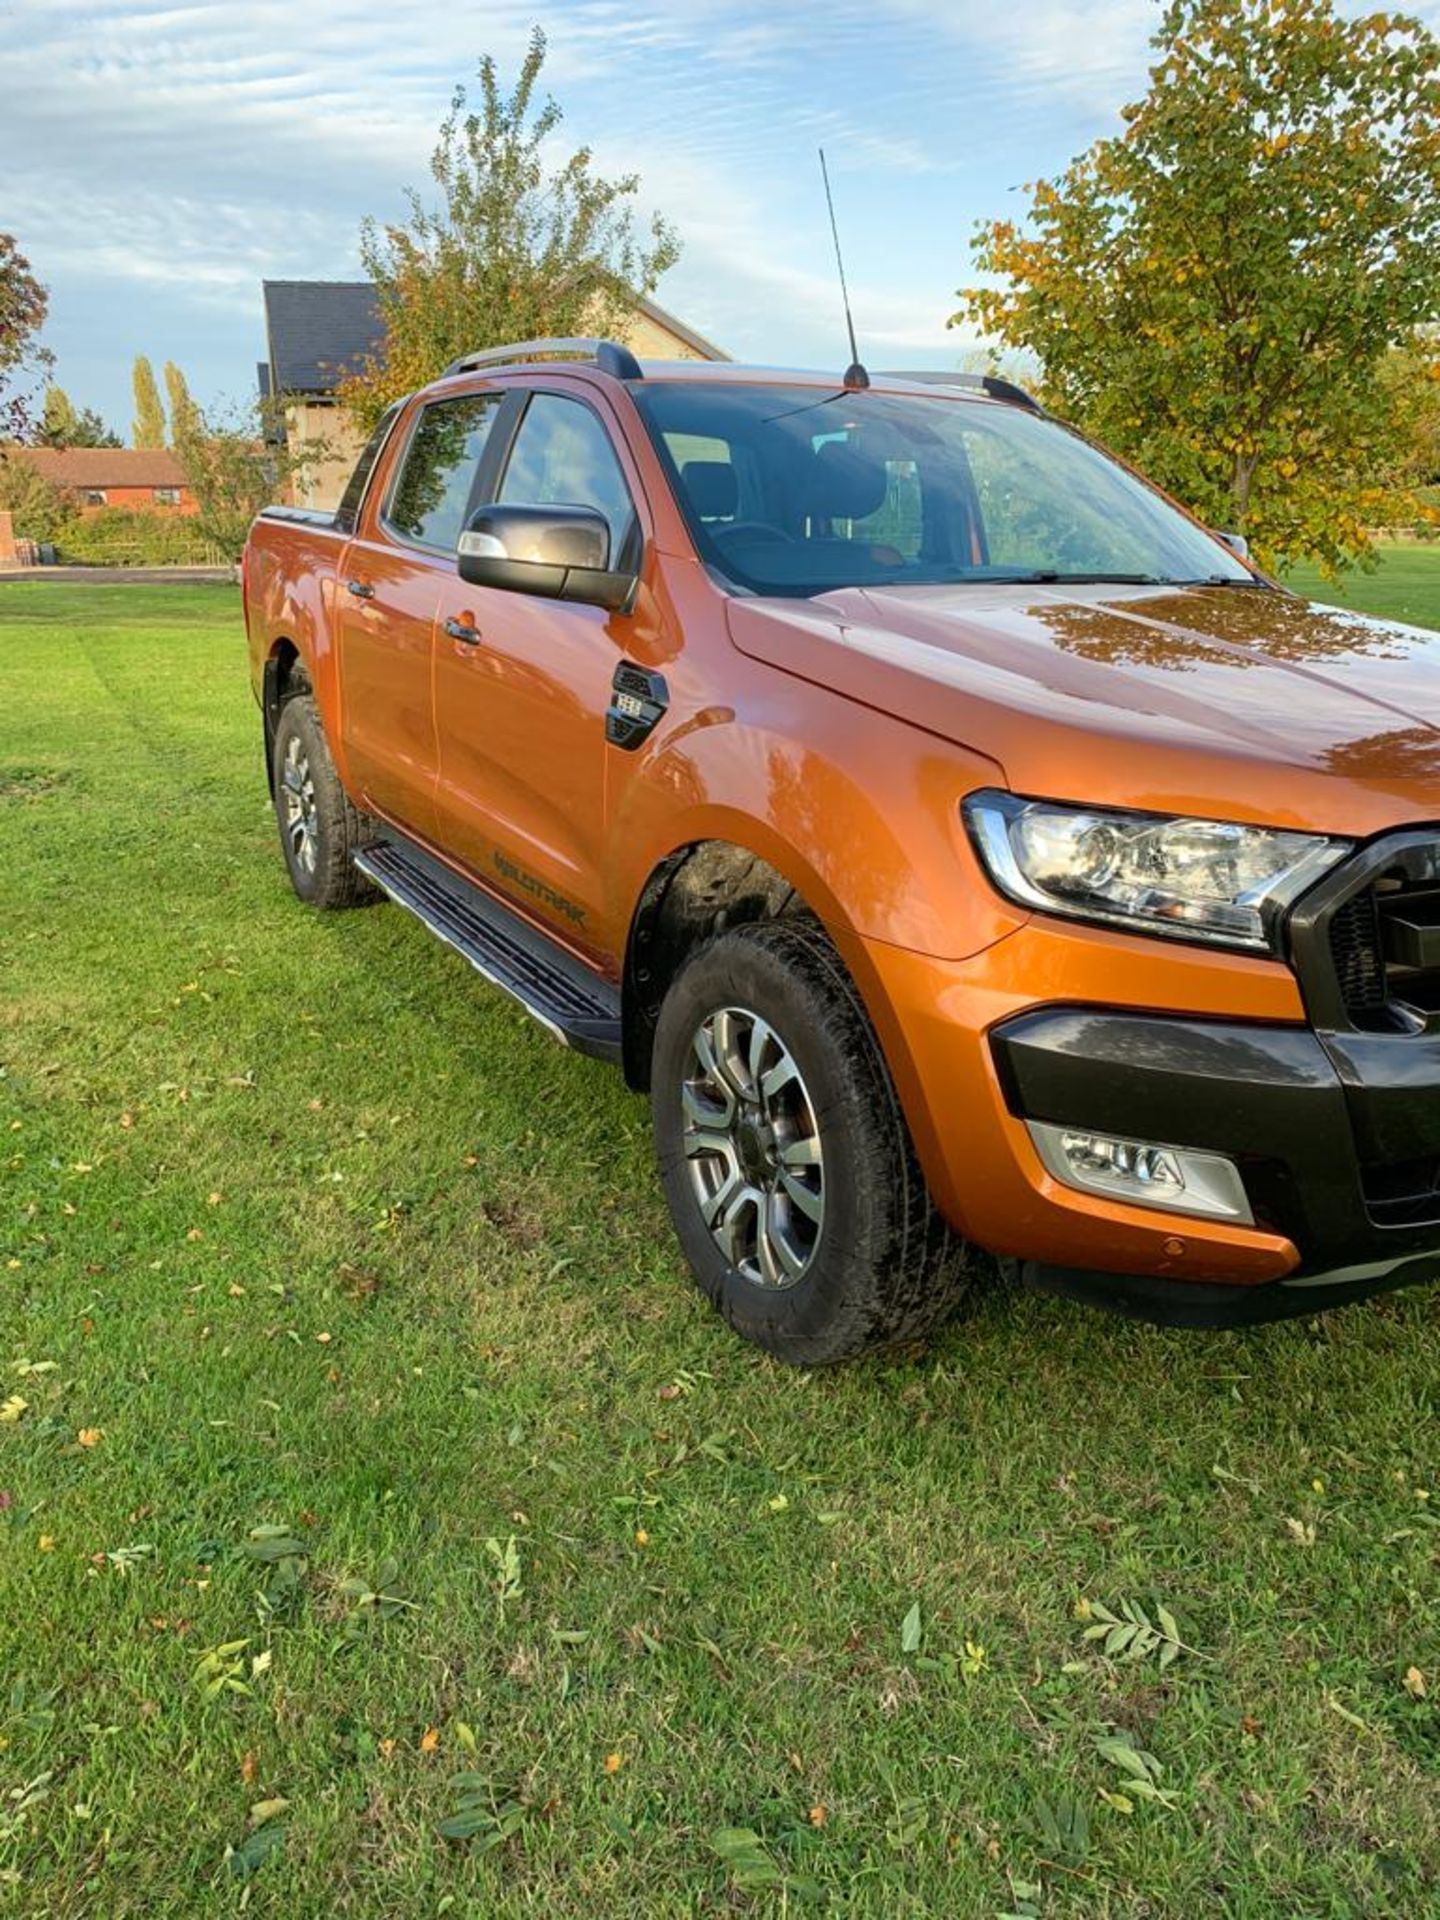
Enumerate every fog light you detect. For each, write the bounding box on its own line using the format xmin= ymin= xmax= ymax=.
xmin=1027 ymin=1121 xmax=1252 ymax=1224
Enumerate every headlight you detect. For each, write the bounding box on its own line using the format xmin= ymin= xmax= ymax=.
xmin=964 ymin=791 xmax=1347 ymax=951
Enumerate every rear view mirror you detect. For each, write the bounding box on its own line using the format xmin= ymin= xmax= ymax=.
xmin=1212 ymin=529 xmax=1249 ymax=561
xmin=457 ymin=504 xmax=635 ymax=611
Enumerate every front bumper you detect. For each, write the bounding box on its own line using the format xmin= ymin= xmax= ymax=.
xmin=993 ymin=1006 xmax=1440 ymax=1325
xmin=853 ymin=883 xmax=1440 ymax=1327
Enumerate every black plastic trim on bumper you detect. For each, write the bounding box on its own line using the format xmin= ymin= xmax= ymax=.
xmin=1020 ymin=1254 xmax=1439 ymax=1329
xmin=991 ymin=1005 xmax=1440 ymax=1318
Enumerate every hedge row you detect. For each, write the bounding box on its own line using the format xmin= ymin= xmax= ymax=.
xmin=54 ymin=508 xmax=226 ymax=567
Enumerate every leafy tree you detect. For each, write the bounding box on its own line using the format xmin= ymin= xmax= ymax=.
xmin=338 ymin=26 xmax=680 ymax=429
xmin=131 ymin=355 xmax=166 ymax=448
xmin=953 ymin=0 xmax=1440 ymax=572
xmin=172 ymin=399 xmax=330 ymax=564
xmin=0 ymin=451 xmax=75 ymax=544
xmin=0 ymin=233 xmax=52 ymax=442
xmin=39 ymin=385 xmax=77 ymax=446
xmin=37 ymin=386 xmax=121 ymax=448
xmin=163 ymin=361 xmax=201 ymax=445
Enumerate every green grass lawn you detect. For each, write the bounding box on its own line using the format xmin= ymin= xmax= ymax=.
xmin=1284 ymin=542 xmax=1440 ymax=630
xmin=2 ymin=582 xmax=1437 ymax=1918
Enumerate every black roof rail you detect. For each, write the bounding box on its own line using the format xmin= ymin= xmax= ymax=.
xmin=875 ymin=369 xmax=1044 ymax=414
xmin=442 ymin=337 xmax=643 ymax=380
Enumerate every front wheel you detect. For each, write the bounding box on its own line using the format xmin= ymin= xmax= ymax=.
xmin=270 ymin=694 xmax=378 ymax=909
xmin=652 ymin=920 xmax=973 ymax=1365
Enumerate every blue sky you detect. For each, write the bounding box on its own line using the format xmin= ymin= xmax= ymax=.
xmin=5 ymin=0 xmax=1433 ymax=435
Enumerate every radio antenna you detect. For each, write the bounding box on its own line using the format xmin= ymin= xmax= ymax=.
xmin=818 ymin=148 xmax=869 ymax=391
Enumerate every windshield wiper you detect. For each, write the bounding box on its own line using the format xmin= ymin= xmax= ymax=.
xmin=1154 ymin=575 xmax=1267 ymax=588
xmin=986 ymin=571 xmax=1166 ymax=586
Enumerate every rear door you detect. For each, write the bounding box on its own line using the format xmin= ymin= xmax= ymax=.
xmin=430 ymin=385 xmax=645 ymax=956
xmin=335 ymin=390 xmax=503 ymax=839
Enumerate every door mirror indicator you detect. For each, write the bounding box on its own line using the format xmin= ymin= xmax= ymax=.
xmin=457 ymin=503 xmax=636 ymax=611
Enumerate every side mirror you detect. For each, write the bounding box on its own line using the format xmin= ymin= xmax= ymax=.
xmin=457 ymin=503 xmax=635 ymax=611
xmin=1212 ymin=529 xmax=1249 ymax=561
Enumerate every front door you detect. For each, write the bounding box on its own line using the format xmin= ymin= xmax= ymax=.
xmin=431 ymin=387 xmax=644 ymax=958
xmin=334 ymin=390 xmax=503 ymax=840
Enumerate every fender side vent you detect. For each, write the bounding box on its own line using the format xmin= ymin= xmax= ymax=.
xmin=606 ymin=663 xmax=669 ymax=750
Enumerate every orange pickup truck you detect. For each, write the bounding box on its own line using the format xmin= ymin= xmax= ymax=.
xmin=244 ymin=339 xmax=1440 ymax=1361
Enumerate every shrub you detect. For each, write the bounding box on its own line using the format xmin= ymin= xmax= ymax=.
xmin=55 ymin=508 xmax=222 ymax=567
xmin=0 ymin=452 xmax=75 ymax=544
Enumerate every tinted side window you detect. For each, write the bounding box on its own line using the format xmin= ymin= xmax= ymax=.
xmin=388 ymin=395 xmax=501 ymax=549
xmin=498 ymin=393 xmax=635 ymax=559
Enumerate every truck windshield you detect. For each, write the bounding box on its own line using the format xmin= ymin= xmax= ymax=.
xmin=631 ymin=381 xmax=1254 ymax=599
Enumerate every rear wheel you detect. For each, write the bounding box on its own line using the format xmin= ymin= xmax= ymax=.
xmin=652 ymin=919 xmax=973 ymax=1364
xmin=271 ymin=694 xmax=378 ymax=909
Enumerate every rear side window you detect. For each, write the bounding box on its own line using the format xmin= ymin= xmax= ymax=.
xmin=387 ymin=395 xmax=502 ymax=550
xmin=498 ymin=393 xmax=636 ymax=561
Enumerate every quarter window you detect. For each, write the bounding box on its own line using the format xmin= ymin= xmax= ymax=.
xmin=498 ymin=393 xmax=636 ymax=561
xmin=387 ymin=395 xmax=501 ymax=550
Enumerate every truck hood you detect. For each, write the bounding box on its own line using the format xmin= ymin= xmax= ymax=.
xmin=727 ymin=581 xmax=1440 ymax=837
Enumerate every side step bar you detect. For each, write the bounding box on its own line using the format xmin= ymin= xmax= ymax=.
xmin=355 ymin=836 xmax=623 ymax=1062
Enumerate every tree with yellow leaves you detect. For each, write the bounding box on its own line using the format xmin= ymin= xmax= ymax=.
xmin=953 ymin=0 xmax=1440 ymax=572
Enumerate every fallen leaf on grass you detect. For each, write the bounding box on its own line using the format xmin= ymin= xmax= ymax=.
xmin=240 ymin=1751 xmax=258 ymax=1785
xmin=226 ymin=1818 xmax=285 ymax=1881
xmin=1404 ymin=1667 xmax=1427 ymax=1699
xmin=603 ymin=1751 xmax=625 ymax=1774
xmin=0 ymin=1396 xmax=28 ymax=1423
xmin=77 ymin=1427 xmax=103 ymax=1448
xmin=420 ymin=1727 xmax=440 ymax=1753
xmin=809 ymin=1804 xmax=827 ymax=1828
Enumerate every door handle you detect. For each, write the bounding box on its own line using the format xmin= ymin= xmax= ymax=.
xmin=345 ymin=578 xmax=375 ymax=599
xmin=444 ymin=617 xmax=481 ymax=645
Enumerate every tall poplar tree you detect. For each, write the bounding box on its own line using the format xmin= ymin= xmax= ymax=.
xmin=131 ymin=355 xmax=166 ymax=448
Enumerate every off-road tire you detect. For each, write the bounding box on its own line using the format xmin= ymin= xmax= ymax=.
xmin=652 ymin=919 xmax=973 ymax=1364
xmin=271 ymin=693 xmax=378 ymax=909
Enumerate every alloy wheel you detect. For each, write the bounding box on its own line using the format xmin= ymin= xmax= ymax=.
xmin=279 ymin=733 xmax=319 ymax=876
xmin=681 ymin=1005 xmax=825 ymax=1288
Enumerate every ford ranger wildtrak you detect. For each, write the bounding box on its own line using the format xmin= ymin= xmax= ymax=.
xmin=243 ymin=339 xmax=1440 ymax=1362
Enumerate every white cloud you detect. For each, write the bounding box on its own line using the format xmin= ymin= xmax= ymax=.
xmin=5 ymin=0 xmax=1434 ymax=422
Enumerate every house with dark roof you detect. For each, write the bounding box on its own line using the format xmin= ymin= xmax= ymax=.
xmin=259 ymin=279 xmax=729 ymax=509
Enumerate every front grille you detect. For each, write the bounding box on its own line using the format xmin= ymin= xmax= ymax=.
xmin=1321 ymin=864 xmax=1440 ymax=1030
xmin=1328 ymin=889 xmax=1386 ymax=1013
